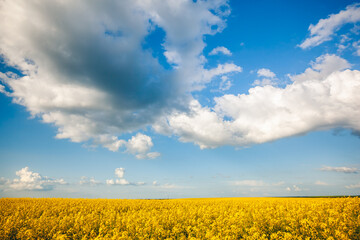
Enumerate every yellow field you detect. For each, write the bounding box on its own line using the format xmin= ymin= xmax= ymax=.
xmin=0 ymin=197 xmax=359 ymax=240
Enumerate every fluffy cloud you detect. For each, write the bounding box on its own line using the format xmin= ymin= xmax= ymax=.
xmin=209 ymin=46 xmax=232 ymax=56
xmin=290 ymin=54 xmax=351 ymax=82
xmin=299 ymin=3 xmax=360 ymax=49
xmin=0 ymin=167 xmax=66 ymax=191
xmin=253 ymin=69 xmax=277 ymax=87
xmin=0 ymin=0 xmax=233 ymax=152
xmin=155 ymin=54 xmax=360 ymax=148
xmin=125 ymin=133 xmax=161 ymax=159
xmin=1 ymin=1 xmax=360 ymax=153
xmin=320 ymin=166 xmax=359 ymax=174
xmin=115 ymin=168 xmax=125 ymax=178
xmin=106 ymin=167 xmax=144 ymax=186
xmin=257 ymin=68 xmax=276 ymax=78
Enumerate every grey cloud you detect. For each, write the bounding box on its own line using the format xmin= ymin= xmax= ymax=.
xmin=0 ymin=0 xmax=231 ymax=152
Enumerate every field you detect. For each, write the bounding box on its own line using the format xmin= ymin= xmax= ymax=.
xmin=0 ymin=197 xmax=359 ymax=240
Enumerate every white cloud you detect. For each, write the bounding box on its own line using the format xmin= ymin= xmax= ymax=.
xmin=202 ymin=63 xmax=242 ymax=88
xmin=79 ymin=176 xmax=101 ymax=186
xmin=315 ymin=181 xmax=328 ymax=186
xmin=0 ymin=0 xmax=231 ymax=152
xmin=252 ymin=78 xmax=277 ymax=87
xmin=345 ymin=183 xmax=360 ymax=189
xmin=0 ymin=167 xmax=66 ymax=191
xmin=299 ymin=3 xmax=360 ymax=49
xmin=290 ymin=54 xmax=351 ymax=82
xmin=164 ymin=51 xmax=182 ymax=65
xmin=353 ymin=40 xmax=360 ymax=56
xmin=115 ymin=168 xmax=125 ymax=178
xmin=106 ymin=179 xmax=115 ymax=185
xmin=155 ymin=54 xmax=360 ymax=149
xmin=91 ymin=133 xmax=160 ymax=159
xmin=253 ymin=68 xmax=277 ymax=87
xmin=1 ymin=1 xmax=360 ymax=154
xmin=209 ymin=46 xmax=232 ymax=56
xmin=257 ymin=68 xmax=276 ymax=78
xmin=125 ymin=133 xmax=160 ymax=159
xmin=219 ymin=76 xmax=232 ymax=91
xmin=321 ymin=166 xmax=359 ymax=174
xmin=286 ymin=185 xmax=302 ymax=192
xmin=106 ymin=167 xmax=144 ymax=186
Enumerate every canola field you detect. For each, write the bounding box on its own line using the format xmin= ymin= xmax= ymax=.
xmin=0 ymin=197 xmax=359 ymax=240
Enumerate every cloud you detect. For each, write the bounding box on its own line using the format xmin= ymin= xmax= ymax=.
xmin=155 ymin=54 xmax=360 ymax=149
xmin=1 ymin=1 xmax=360 ymax=153
xmin=315 ymin=180 xmax=328 ymax=186
xmin=0 ymin=0 xmax=231 ymax=152
xmin=115 ymin=168 xmax=125 ymax=178
xmin=202 ymin=63 xmax=242 ymax=85
xmin=152 ymin=181 xmax=185 ymax=189
xmin=125 ymin=133 xmax=161 ymax=159
xmin=320 ymin=166 xmax=359 ymax=174
xmin=286 ymin=185 xmax=302 ymax=192
xmin=253 ymin=68 xmax=278 ymax=87
xmin=252 ymin=78 xmax=277 ymax=87
xmin=299 ymin=3 xmax=360 ymax=49
xmin=106 ymin=167 xmax=144 ymax=186
xmin=289 ymin=54 xmax=351 ymax=82
xmin=257 ymin=68 xmax=276 ymax=78
xmin=353 ymin=40 xmax=360 ymax=56
xmin=216 ymin=76 xmax=233 ymax=91
xmin=209 ymin=46 xmax=232 ymax=56
xmin=79 ymin=176 xmax=102 ymax=186
xmin=345 ymin=183 xmax=360 ymax=189
xmin=231 ymin=180 xmax=284 ymax=187
xmin=0 ymin=167 xmax=66 ymax=191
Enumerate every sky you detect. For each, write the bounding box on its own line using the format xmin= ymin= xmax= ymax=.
xmin=0 ymin=0 xmax=359 ymax=198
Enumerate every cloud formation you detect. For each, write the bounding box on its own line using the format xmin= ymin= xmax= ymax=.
xmin=321 ymin=166 xmax=359 ymax=174
xmin=253 ymin=68 xmax=277 ymax=86
xmin=0 ymin=0 xmax=359 ymax=154
xmin=300 ymin=3 xmax=360 ymax=49
xmin=106 ymin=167 xmax=144 ymax=186
xmin=209 ymin=46 xmax=232 ymax=56
xmin=0 ymin=0 xmax=236 ymax=153
xmin=286 ymin=185 xmax=302 ymax=192
xmin=155 ymin=54 xmax=360 ymax=148
xmin=79 ymin=176 xmax=102 ymax=186
xmin=0 ymin=167 xmax=66 ymax=191
xmin=232 ymin=180 xmax=284 ymax=187
xmin=125 ymin=133 xmax=161 ymax=159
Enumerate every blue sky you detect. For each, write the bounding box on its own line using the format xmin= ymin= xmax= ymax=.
xmin=0 ymin=0 xmax=359 ymax=198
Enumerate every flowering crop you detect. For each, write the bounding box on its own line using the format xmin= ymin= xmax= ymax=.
xmin=0 ymin=197 xmax=359 ymax=239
